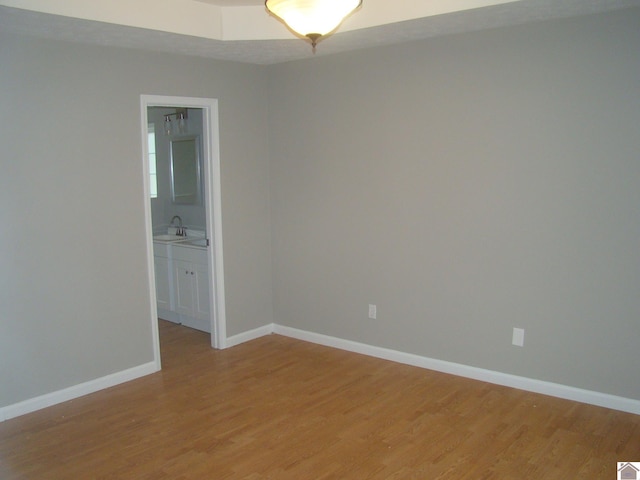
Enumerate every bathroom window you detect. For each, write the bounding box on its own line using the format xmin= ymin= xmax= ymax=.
xmin=148 ymin=124 xmax=158 ymax=198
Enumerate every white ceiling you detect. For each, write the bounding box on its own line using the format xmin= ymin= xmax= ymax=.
xmin=1 ymin=0 xmax=638 ymax=64
xmin=196 ymin=0 xmax=263 ymax=5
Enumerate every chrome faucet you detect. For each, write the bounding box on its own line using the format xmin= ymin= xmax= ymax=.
xmin=170 ymin=215 xmax=186 ymax=236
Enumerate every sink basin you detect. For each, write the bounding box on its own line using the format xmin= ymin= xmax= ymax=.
xmin=154 ymin=234 xmax=186 ymax=242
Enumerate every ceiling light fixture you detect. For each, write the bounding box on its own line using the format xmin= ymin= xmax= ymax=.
xmin=265 ymin=0 xmax=362 ymax=52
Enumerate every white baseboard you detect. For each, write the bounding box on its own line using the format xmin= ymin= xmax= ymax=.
xmin=4 ymin=324 xmax=638 ymax=422
xmin=273 ymin=324 xmax=640 ymax=416
xmin=0 ymin=362 xmax=159 ymax=422
xmin=225 ymin=323 xmax=275 ymax=348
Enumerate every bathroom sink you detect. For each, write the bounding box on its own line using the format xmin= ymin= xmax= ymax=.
xmin=153 ymin=234 xmax=186 ymax=242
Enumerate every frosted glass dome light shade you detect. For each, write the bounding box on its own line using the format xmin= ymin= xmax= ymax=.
xmin=265 ymin=0 xmax=362 ymax=48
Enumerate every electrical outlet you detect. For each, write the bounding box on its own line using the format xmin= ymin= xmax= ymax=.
xmin=368 ymin=304 xmax=377 ymax=319
xmin=512 ymin=328 xmax=525 ymax=347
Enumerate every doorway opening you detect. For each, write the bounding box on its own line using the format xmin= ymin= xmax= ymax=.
xmin=140 ymin=95 xmax=226 ymax=369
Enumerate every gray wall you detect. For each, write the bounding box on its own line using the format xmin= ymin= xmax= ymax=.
xmin=268 ymin=9 xmax=640 ymax=400
xmin=0 ymin=33 xmax=273 ymax=407
xmin=2 ymin=7 xmax=639 ymax=411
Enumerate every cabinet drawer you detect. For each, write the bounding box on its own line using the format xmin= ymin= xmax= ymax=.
xmin=172 ymin=244 xmax=207 ymax=264
xmin=153 ymin=242 xmax=171 ymax=258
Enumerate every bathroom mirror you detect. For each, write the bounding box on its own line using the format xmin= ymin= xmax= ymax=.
xmin=170 ymin=135 xmax=202 ymax=205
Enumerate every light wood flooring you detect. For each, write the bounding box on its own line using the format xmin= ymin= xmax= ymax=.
xmin=1 ymin=320 xmax=639 ymax=479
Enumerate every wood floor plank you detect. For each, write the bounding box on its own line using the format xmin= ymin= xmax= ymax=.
xmin=1 ymin=320 xmax=638 ymax=479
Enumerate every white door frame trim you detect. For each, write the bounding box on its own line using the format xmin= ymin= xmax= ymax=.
xmin=140 ymin=95 xmax=227 ymax=368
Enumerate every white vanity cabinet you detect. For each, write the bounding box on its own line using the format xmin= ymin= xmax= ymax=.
xmin=172 ymin=245 xmax=210 ymax=327
xmin=153 ymin=241 xmax=210 ymax=333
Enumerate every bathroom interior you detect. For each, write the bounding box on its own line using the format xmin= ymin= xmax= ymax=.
xmin=148 ymin=106 xmax=212 ymax=335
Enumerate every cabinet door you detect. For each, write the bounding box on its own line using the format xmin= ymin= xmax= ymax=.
xmin=173 ymin=259 xmax=195 ymax=316
xmin=154 ymin=256 xmax=172 ymax=311
xmin=192 ymin=262 xmax=210 ymax=320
